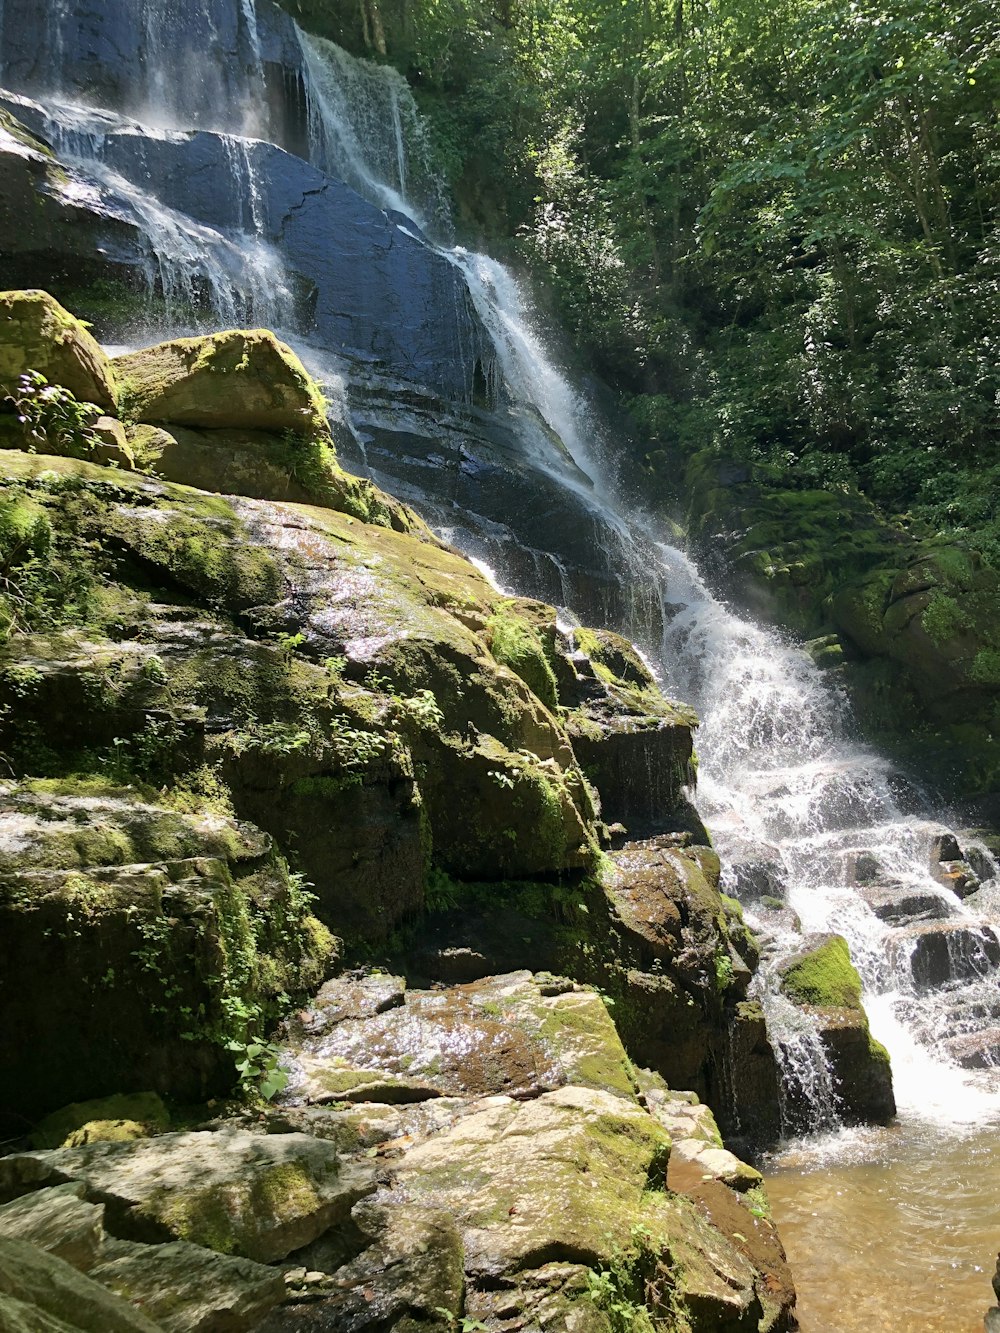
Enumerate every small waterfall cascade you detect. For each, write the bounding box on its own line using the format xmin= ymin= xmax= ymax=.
xmin=3 ymin=0 xmax=999 ymax=1147
xmin=298 ymin=32 xmax=448 ymax=235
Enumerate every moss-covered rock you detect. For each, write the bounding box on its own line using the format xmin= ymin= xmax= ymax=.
xmin=0 ymin=289 xmax=117 ymax=411
xmin=32 ymin=1095 xmax=170 ymax=1151
xmin=778 ymin=933 xmax=895 ymax=1125
xmin=563 ymin=625 xmax=699 ymax=830
xmin=0 ymin=781 xmax=337 ymax=1120
xmin=0 ymin=448 xmax=601 ymax=942
xmin=0 ymin=1129 xmax=374 ymax=1264
xmin=283 ymin=970 xmax=637 ymax=1106
xmin=113 ymin=330 xmax=329 ymax=435
xmin=778 ymin=934 xmax=861 ymax=1009
xmin=127 ymin=421 xmax=424 ymax=533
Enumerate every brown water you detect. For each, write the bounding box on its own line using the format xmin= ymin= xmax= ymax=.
xmin=765 ymin=1120 xmax=1000 ymax=1332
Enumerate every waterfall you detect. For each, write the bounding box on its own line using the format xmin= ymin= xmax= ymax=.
xmin=5 ymin=0 xmax=999 ymax=1144
xmin=305 ymin=51 xmax=1000 ymax=1130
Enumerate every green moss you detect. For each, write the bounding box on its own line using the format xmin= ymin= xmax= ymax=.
xmin=921 ymin=593 xmax=972 ymax=647
xmin=486 ymin=601 xmax=559 ymax=710
xmin=868 ymin=1034 xmax=891 ymax=1067
xmin=969 ymin=648 xmax=1000 ymax=685
xmin=32 ymin=1091 xmax=170 ymax=1149
xmin=780 ymin=935 xmax=863 ymax=1010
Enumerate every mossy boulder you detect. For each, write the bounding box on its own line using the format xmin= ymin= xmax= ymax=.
xmin=400 ymin=843 xmax=781 ymax=1149
xmin=778 ymin=933 xmax=895 ymax=1125
xmin=0 ymin=1129 xmax=375 ymax=1263
xmin=0 ymin=289 xmax=117 ymax=412
xmin=32 ymin=1095 xmax=170 ymax=1151
xmin=113 ymin=330 xmax=329 ymax=435
xmin=778 ymin=933 xmax=862 ymax=1009
xmin=126 ymin=421 xmax=425 ymax=533
xmin=0 ymin=781 xmax=337 ymax=1120
xmin=282 ymin=971 xmax=637 ymax=1106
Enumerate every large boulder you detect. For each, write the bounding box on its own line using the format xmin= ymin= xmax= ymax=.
xmin=0 ymin=289 xmax=117 ymax=410
xmin=0 ymin=1129 xmax=374 ymax=1263
xmin=0 ymin=1238 xmax=161 ymax=1333
xmin=280 ymin=971 xmax=637 ymax=1106
xmin=113 ymin=331 xmax=329 ymax=435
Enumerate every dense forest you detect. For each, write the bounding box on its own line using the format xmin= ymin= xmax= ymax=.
xmin=287 ymin=0 xmax=999 ymax=562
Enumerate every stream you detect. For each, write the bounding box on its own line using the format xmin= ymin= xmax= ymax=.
xmin=3 ymin=3 xmax=1000 ymax=1325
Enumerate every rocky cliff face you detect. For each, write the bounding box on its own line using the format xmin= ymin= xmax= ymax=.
xmin=0 ymin=290 xmax=816 ymax=1331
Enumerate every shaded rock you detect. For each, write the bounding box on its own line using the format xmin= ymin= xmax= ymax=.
xmin=33 ymin=1095 xmax=170 ymax=1151
xmin=113 ymin=330 xmax=328 ymax=435
xmin=90 ymin=1237 xmax=286 ymax=1333
xmin=812 ymin=1008 xmax=896 ymax=1125
xmin=0 ymin=781 xmax=335 ymax=1120
xmin=662 ymin=1165 xmax=794 ymax=1331
xmin=257 ymin=1203 xmax=462 ymax=1333
xmin=0 ymin=289 xmax=117 ymax=410
xmin=89 ymin=417 xmax=135 ymax=470
xmin=930 ymin=831 xmax=963 ymax=863
xmin=645 ymin=1194 xmax=764 ymax=1331
xmin=127 ymin=423 xmax=420 ymax=533
xmin=900 ymin=922 xmax=1000 ymax=989
xmin=0 ymin=1183 xmax=104 ymax=1272
xmin=857 ymin=878 xmax=954 ymax=925
xmin=0 ymin=1238 xmax=161 ymax=1333
xmin=0 ymin=1129 xmax=375 ymax=1263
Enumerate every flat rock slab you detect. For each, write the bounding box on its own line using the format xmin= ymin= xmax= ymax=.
xmin=390 ymin=1084 xmax=669 ymax=1281
xmin=0 ymin=1182 xmax=104 ymax=1271
xmin=0 ymin=1237 xmax=161 ymax=1333
xmin=91 ymin=1237 xmax=286 ymax=1333
xmin=282 ymin=971 xmax=636 ymax=1105
xmin=0 ymin=1130 xmax=375 ymax=1263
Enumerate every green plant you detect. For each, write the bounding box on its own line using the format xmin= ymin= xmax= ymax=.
xmin=226 ymin=1039 xmax=289 ymax=1101
xmin=425 ymin=867 xmax=460 ymax=912
xmin=6 ymin=371 xmax=102 ymax=454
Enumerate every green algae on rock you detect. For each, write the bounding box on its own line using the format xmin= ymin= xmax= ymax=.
xmin=0 ymin=781 xmax=336 ymax=1119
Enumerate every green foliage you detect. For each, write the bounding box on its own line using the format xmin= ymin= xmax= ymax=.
xmin=5 ymin=371 xmax=102 ymax=457
xmin=330 ymin=0 xmax=998 ymax=565
xmin=226 ymin=1038 xmax=290 ymax=1101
